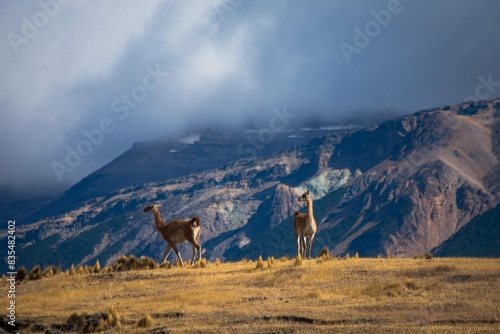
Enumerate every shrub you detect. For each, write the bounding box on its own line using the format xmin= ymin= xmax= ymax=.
xmin=317 ymin=247 xmax=335 ymax=263
xmin=16 ymin=266 xmax=28 ymax=282
xmin=116 ymin=255 xmax=129 ymax=266
xmin=29 ymin=265 xmax=43 ymax=281
xmin=112 ymin=255 xmax=128 ymax=272
xmin=67 ymin=312 xmax=105 ymax=332
xmin=110 ymin=255 xmax=160 ymax=272
xmin=66 ymin=312 xmax=87 ymax=332
xmin=127 ymin=255 xmax=138 ymax=270
xmin=317 ymin=247 xmax=330 ymax=258
xmin=137 ymin=256 xmax=159 ymax=270
xmin=66 ymin=310 xmax=120 ymax=333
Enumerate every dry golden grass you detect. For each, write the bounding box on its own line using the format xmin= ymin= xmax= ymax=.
xmin=2 ymin=257 xmax=499 ymax=333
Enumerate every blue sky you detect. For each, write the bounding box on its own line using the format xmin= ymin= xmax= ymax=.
xmin=0 ymin=0 xmax=499 ymax=194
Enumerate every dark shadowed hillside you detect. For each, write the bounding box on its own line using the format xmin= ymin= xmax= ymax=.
xmin=433 ymin=204 xmax=500 ymax=257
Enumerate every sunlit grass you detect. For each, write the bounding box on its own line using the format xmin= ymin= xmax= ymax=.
xmin=3 ymin=257 xmax=499 ymax=333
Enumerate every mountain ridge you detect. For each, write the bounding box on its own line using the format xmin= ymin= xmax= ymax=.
xmin=2 ymin=99 xmax=499 ymax=271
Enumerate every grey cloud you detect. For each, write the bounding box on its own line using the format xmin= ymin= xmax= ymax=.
xmin=0 ymin=0 xmax=499 ymax=194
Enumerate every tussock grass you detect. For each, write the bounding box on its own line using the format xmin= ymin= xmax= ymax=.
xmin=138 ymin=313 xmax=153 ymax=328
xmin=68 ymin=264 xmax=76 ymax=276
xmin=93 ymin=260 xmax=101 ymax=274
xmin=317 ymin=247 xmax=336 ymax=264
xmin=5 ymin=257 xmax=500 ymax=333
xmin=29 ymin=265 xmax=42 ymax=281
xmin=106 ymin=306 xmax=121 ymax=328
xmin=66 ymin=312 xmax=105 ymax=332
xmin=160 ymin=260 xmax=172 ymax=269
xmin=294 ymin=254 xmax=303 ymax=266
xmin=255 ymin=256 xmax=265 ymax=270
xmin=43 ymin=266 xmax=54 ymax=278
xmin=267 ymin=256 xmax=275 ymax=269
xmin=192 ymin=258 xmax=207 ymax=269
xmin=318 ymin=246 xmax=330 ymax=258
xmin=66 ymin=306 xmax=122 ymax=333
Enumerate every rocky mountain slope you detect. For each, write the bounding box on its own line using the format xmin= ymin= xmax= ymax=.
xmin=326 ymin=99 xmax=499 ymax=257
xmin=2 ymin=99 xmax=499 ymax=271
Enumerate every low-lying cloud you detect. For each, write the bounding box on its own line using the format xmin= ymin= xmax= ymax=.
xmin=0 ymin=0 xmax=499 ymax=194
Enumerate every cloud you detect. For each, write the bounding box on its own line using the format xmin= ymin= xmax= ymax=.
xmin=0 ymin=0 xmax=164 ymax=190
xmin=0 ymin=0 xmax=499 ymax=194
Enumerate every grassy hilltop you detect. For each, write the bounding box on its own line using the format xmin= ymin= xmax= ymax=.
xmin=2 ymin=256 xmax=500 ymax=333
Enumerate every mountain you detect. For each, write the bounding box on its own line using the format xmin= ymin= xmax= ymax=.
xmin=432 ymin=203 xmax=500 ymax=257
xmin=241 ymin=99 xmax=499 ymax=259
xmin=2 ymin=99 xmax=499 ymax=271
xmin=26 ymin=126 xmax=347 ymax=221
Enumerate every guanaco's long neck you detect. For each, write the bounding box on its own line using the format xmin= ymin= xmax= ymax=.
xmin=306 ymin=198 xmax=315 ymax=223
xmin=152 ymin=208 xmax=167 ymax=229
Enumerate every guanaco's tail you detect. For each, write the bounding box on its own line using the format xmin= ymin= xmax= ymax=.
xmin=294 ymin=211 xmax=301 ymax=217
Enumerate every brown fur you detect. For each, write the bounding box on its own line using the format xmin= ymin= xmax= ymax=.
xmin=143 ymin=204 xmax=201 ymax=266
xmin=293 ymin=190 xmax=317 ymax=259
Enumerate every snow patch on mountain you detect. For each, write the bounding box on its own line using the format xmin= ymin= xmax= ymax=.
xmin=179 ymin=133 xmax=201 ymax=144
